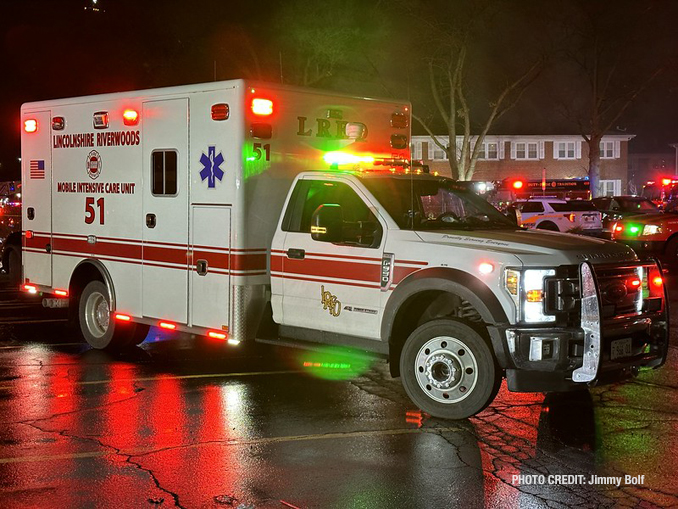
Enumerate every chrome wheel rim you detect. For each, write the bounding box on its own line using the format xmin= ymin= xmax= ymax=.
xmin=85 ymin=291 xmax=109 ymax=338
xmin=414 ymin=336 xmax=478 ymax=404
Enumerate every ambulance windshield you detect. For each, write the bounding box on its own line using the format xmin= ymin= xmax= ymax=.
xmin=362 ymin=176 xmax=516 ymax=231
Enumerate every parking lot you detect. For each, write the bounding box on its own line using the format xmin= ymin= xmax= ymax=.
xmin=0 ymin=275 xmax=677 ymax=508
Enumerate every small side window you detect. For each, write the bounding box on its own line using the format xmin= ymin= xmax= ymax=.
xmin=151 ymin=150 xmax=178 ymax=196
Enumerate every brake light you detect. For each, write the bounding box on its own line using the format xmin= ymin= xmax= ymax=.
xmin=24 ymin=119 xmax=38 ymax=133
xmin=122 ymin=109 xmax=139 ymax=126
xmin=251 ymin=98 xmax=273 ymax=116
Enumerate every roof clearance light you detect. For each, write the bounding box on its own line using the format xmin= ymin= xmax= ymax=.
xmin=323 ymin=151 xmax=375 ymax=166
xmin=24 ymin=119 xmax=38 ymax=133
xmin=251 ymin=98 xmax=273 ymax=116
xmin=122 ymin=109 xmax=139 ymax=126
xmin=512 ymin=180 xmax=524 ymax=190
xmin=211 ymin=103 xmax=230 ymax=121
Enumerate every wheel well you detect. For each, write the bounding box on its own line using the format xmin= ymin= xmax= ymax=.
xmin=68 ymin=262 xmax=107 ymax=324
xmin=537 ymin=221 xmax=558 ymax=230
xmin=388 ymin=290 xmax=484 ymax=377
xmin=2 ymin=232 xmax=21 ymax=268
xmin=664 ymin=233 xmax=678 ymax=253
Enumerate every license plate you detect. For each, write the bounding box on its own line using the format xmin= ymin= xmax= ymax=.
xmin=584 ymin=215 xmax=595 ymax=222
xmin=611 ymin=338 xmax=633 ymax=360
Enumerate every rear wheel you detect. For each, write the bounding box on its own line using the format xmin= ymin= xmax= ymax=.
xmin=78 ymin=280 xmax=133 ymax=350
xmin=400 ymin=319 xmax=500 ymax=420
xmin=7 ymin=247 xmax=20 ymax=286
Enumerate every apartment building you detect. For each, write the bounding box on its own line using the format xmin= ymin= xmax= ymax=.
xmin=411 ymin=134 xmax=634 ymax=196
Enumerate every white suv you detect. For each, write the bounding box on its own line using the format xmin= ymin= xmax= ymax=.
xmin=513 ymin=197 xmax=602 ymax=235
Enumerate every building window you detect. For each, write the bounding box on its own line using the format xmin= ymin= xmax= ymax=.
xmin=600 ymin=179 xmax=621 ymax=196
xmin=432 ymin=144 xmax=448 ymax=160
xmin=513 ymin=141 xmax=540 ymax=160
xmin=151 ymin=150 xmax=178 ymax=196
xmin=600 ymin=141 xmax=618 ymax=159
xmin=478 ymin=142 xmax=499 ymax=160
xmin=556 ymin=141 xmax=576 ymax=159
xmin=412 ymin=141 xmax=422 ymax=160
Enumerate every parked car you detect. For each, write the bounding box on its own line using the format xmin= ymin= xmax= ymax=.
xmin=592 ymin=196 xmax=660 ymax=237
xmin=611 ymin=210 xmax=678 ymax=267
xmin=511 ymin=197 xmax=602 ymax=235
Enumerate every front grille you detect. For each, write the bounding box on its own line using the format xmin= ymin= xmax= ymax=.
xmin=594 ymin=265 xmax=642 ymax=318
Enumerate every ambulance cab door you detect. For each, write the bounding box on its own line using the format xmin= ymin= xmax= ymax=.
xmin=21 ymin=110 xmax=53 ymax=287
xmin=141 ymin=99 xmax=189 ymax=323
xmin=276 ymin=177 xmax=386 ymax=340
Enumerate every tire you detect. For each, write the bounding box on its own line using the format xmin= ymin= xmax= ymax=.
xmin=7 ymin=247 xmax=20 ymax=287
xmin=399 ymin=319 xmax=500 ymax=420
xmin=665 ymin=236 xmax=678 ymax=268
xmin=78 ymin=280 xmax=132 ymax=350
xmin=537 ymin=221 xmax=559 ymax=231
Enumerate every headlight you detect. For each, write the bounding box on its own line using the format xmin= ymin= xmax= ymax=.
xmin=504 ymin=268 xmax=556 ymax=323
xmin=642 ymin=224 xmax=662 ymax=236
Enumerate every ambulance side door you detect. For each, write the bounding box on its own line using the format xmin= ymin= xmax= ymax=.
xmin=274 ymin=177 xmax=385 ymax=339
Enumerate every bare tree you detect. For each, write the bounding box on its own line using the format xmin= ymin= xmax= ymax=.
xmin=401 ymin=0 xmax=546 ymax=180
xmin=554 ymin=0 xmax=671 ymax=196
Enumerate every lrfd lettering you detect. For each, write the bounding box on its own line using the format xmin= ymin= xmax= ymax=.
xmin=297 ymin=117 xmax=365 ymax=140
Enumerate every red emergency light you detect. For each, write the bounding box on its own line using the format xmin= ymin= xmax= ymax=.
xmin=662 ymin=178 xmax=672 ymax=186
xmin=251 ymin=98 xmax=273 ymax=116
xmin=122 ymin=109 xmax=139 ymax=126
xmin=512 ymin=180 xmax=524 ymax=190
xmin=24 ymin=119 xmax=38 ymax=133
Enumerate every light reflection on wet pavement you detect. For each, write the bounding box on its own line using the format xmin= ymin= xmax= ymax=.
xmin=0 ymin=285 xmax=677 ymax=507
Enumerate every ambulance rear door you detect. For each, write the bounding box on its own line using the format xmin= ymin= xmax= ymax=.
xmin=21 ymin=110 xmax=53 ymax=287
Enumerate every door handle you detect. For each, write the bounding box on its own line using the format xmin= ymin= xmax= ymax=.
xmin=146 ymin=213 xmax=156 ymax=228
xmin=287 ymin=248 xmax=305 ymax=260
xmin=196 ymin=259 xmax=208 ymax=276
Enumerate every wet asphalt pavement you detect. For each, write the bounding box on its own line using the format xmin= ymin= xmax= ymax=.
xmin=1 ymin=277 xmax=678 ymax=508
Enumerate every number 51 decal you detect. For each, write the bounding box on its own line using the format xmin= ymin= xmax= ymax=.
xmin=85 ymin=197 xmax=104 ymax=225
xmin=252 ymin=143 xmax=271 ymax=161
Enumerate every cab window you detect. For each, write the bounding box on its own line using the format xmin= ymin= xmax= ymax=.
xmin=282 ymin=180 xmax=382 ymax=248
xmin=520 ymin=202 xmax=544 ymax=213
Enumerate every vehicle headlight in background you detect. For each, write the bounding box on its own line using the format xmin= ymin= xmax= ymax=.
xmin=642 ymin=225 xmax=662 ymax=236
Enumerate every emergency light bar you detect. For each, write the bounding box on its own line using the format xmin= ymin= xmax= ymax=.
xmin=323 ymin=152 xmax=375 ymax=166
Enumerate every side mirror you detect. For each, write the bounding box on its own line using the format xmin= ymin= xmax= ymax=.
xmin=311 ymin=204 xmax=343 ymax=242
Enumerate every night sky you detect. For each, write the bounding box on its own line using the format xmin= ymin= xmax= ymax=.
xmin=1 ymin=0 xmax=677 ymax=180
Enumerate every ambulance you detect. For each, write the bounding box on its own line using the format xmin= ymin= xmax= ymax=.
xmin=20 ymin=80 xmax=669 ymax=419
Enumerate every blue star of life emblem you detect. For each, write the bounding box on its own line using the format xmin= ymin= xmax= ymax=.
xmin=199 ymin=146 xmax=225 ymax=188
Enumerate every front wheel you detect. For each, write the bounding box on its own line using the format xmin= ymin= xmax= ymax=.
xmin=78 ymin=280 xmax=133 ymax=350
xmin=400 ymin=319 xmax=500 ymax=420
